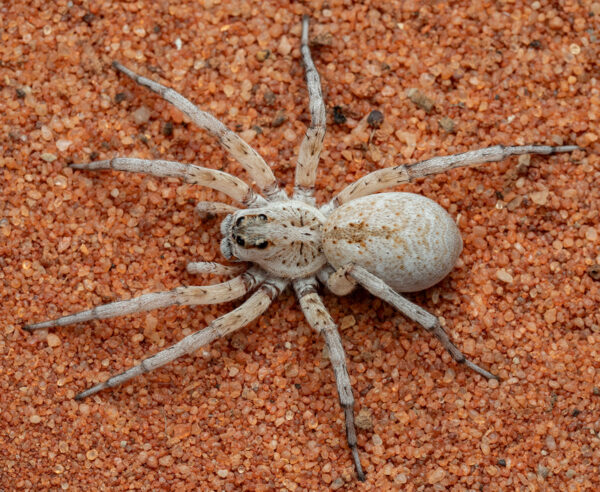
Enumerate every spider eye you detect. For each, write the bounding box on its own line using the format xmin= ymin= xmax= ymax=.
xmin=235 ymin=236 xmax=245 ymax=247
xmin=257 ymin=241 xmax=268 ymax=249
xmin=258 ymin=214 xmax=267 ymax=221
xmin=236 ymin=217 xmax=244 ymax=227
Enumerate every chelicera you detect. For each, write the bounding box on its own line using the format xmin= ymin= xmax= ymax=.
xmin=24 ymin=16 xmax=578 ymax=481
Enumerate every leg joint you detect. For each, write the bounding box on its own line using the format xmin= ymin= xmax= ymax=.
xmin=261 ymin=279 xmax=287 ymax=300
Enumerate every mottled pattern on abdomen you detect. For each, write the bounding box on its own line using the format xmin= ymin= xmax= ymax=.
xmin=322 ymin=192 xmax=462 ymax=292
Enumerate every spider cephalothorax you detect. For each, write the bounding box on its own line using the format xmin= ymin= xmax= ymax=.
xmin=24 ymin=16 xmax=578 ymax=482
xmin=220 ymin=201 xmax=327 ymax=278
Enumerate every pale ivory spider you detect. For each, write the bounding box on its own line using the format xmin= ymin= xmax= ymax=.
xmin=25 ymin=16 xmax=579 ymax=481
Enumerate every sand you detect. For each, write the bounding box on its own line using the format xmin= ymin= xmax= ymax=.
xmin=1 ymin=1 xmax=599 ymax=489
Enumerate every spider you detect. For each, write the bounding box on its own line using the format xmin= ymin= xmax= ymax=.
xmin=25 ymin=16 xmax=578 ymax=481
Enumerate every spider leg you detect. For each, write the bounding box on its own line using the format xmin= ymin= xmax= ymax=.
xmin=195 ymin=201 xmax=239 ymax=216
xmin=347 ymin=265 xmax=498 ymax=380
xmin=75 ymin=276 xmax=288 ymax=400
xmin=293 ymin=15 xmax=326 ymax=205
xmin=293 ymin=277 xmax=366 ymax=482
xmin=24 ymin=268 xmax=265 ymax=331
xmin=317 ymin=264 xmax=357 ymax=296
xmin=112 ymin=61 xmax=284 ymax=200
xmin=325 ymin=144 xmax=580 ymax=211
xmin=71 ymin=158 xmax=266 ymax=207
xmin=186 ymin=261 xmax=246 ymax=276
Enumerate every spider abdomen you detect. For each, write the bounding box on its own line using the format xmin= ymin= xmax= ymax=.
xmin=322 ymin=192 xmax=462 ymax=292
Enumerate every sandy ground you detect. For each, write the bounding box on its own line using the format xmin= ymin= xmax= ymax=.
xmin=1 ymin=0 xmax=599 ymax=490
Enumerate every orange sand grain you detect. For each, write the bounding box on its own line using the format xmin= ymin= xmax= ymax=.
xmin=2 ymin=0 xmax=599 ymax=490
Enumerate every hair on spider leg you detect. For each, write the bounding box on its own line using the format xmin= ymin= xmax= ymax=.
xmin=23 ymin=15 xmax=582 ymax=483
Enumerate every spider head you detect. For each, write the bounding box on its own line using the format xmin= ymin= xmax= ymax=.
xmin=220 ymin=211 xmax=271 ymax=261
xmin=219 ymin=201 xmax=327 ymax=278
